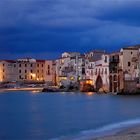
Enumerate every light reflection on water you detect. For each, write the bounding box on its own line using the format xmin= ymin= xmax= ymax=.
xmin=0 ymin=91 xmax=140 ymax=139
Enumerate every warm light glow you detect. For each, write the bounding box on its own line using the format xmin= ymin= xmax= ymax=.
xmin=0 ymin=68 xmax=3 ymax=82
xmin=40 ymin=77 xmax=43 ymax=81
xmin=78 ymin=77 xmax=81 ymax=80
xmin=31 ymin=73 xmax=36 ymax=78
xmin=86 ymin=80 xmax=93 ymax=85
xmin=86 ymin=92 xmax=94 ymax=96
xmin=61 ymin=60 xmax=64 ymax=64
xmin=60 ymin=77 xmax=67 ymax=80
xmin=70 ymin=76 xmax=74 ymax=80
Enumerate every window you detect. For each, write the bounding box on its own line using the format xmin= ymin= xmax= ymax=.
xmin=19 ymin=64 xmax=21 ymax=67
xmin=95 ymin=69 xmax=97 ymax=75
xmin=128 ymin=62 xmax=131 ymax=66
xmin=14 ymin=64 xmax=16 ymax=67
xmin=82 ymin=68 xmax=85 ymax=74
xmin=30 ymin=70 xmax=33 ymax=73
xmin=131 ymin=52 xmax=133 ymax=54
xmin=19 ymin=75 xmax=22 ymax=79
xmin=3 ymin=69 xmax=4 ymax=72
xmin=25 ymin=64 xmax=27 ymax=67
xmin=31 ymin=64 xmax=33 ymax=67
xmin=19 ymin=69 xmax=21 ymax=73
xmin=48 ymin=65 xmax=50 ymax=69
xmin=42 ymin=64 xmax=44 ymax=67
xmin=99 ymin=68 xmax=100 ymax=74
xmin=25 ymin=70 xmax=27 ymax=73
xmin=37 ymin=64 xmax=39 ymax=67
xmin=31 ymin=76 xmax=32 ymax=79
xmin=3 ymin=63 xmax=5 ymax=67
xmin=105 ymin=68 xmax=107 ymax=74
xmin=102 ymin=68 xmax=104 ymax=74
xmin=91 ymin=70 xmax=93 ymax=75
xmin=37 ymin=70 xmax=39 ymax=73
xmin=47 ymin=70 xmax=50 ymax=75
xmin=25 ymin=75 xmax=27 ymax=79
xmin=105 ymin=56 xmax=107 ymax=63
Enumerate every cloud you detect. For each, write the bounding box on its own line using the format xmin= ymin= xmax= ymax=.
xmin=0 ymin=0 xmax=140 ymax=59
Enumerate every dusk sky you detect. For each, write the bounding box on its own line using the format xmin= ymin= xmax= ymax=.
xmin=0 ymin=0 xmax=140 ymax=59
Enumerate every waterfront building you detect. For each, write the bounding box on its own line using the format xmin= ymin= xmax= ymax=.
xmin=85 ymin=50 xmax=105 ymax=61
xmin=109 ymin=46 xmax=139 ymax=93
xmin=0 ymin=60 xmax=18 ymax=82
xmin=86 ymin=54 xmax=110 ymax=91
xmin=109 ymin=52 xmax=123 ymax=93
xmin=44 ymin=60 xmax=55 ymax=85
xmin=55 ymin=52 xmax=86 ymax=86
xmin=17 ymin=58 xmax=37 ymax=82
xmin=0 ymin=58 xmax=54 ymax=85
xmin=120 ymin=47 xmax=139 ymax=81
xmin=119 ymin=47 xmax=139 ymax=93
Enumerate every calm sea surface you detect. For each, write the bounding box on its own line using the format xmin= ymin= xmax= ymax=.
xmin=0 ymin=91 xmax=140 ymax=139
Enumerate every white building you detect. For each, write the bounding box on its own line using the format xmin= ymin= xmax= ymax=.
xmin=86 ymin=54 xmax=110 ymax=91
xmin=55 ymin=52 xmax=86 ymax=86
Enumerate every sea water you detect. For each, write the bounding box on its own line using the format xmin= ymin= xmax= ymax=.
xmin=0 ymin=91 xmax=140 ymax=139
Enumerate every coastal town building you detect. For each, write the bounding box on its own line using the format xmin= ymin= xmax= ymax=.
xmin=109 ymin=46 xmax=139 ymax=93
xmin=86 ymin=54 xmax=110 ymax=91
xmin=120 ymin=47 xmax=139 ymax=81
xmin=0 ymin=58 xmax=54 ymax=85
xmin=109 ymin=52 xmax=123 ymax=93
xmin=0 ymin=60 xmax=18 ymax=82
xmin=55 ymin=52 xmax=86 ymax=86
xmin=85 ymin=50 xmax=105 ymax=61
xmin=1 ymin=45 xmax=140 ymax=93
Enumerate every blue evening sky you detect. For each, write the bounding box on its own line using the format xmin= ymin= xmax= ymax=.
xmin=0 ymin=0 xmax=140 ymax=59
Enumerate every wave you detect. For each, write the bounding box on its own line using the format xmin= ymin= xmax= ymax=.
xmin=51 ymin=118 xmax=140 ymax=140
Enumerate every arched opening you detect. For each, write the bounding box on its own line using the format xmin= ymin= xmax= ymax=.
xmin=113 ymin=75 xmax=117 ymax=92
xmin=109 ymin=75 xmax=112 ymax=92
xmin=118 ymin=75 xmax=120 ymax=92
xmin=96 ymin=75 xmax=103 ymax=91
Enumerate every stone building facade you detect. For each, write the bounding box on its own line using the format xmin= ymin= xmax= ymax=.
xmin=86 ymin=54 xmax=110 ymax=91
xmin=0 ymin=58 xmax=54 ymax=84
xmin=55 ymin=52 xmax=86 ymax=86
